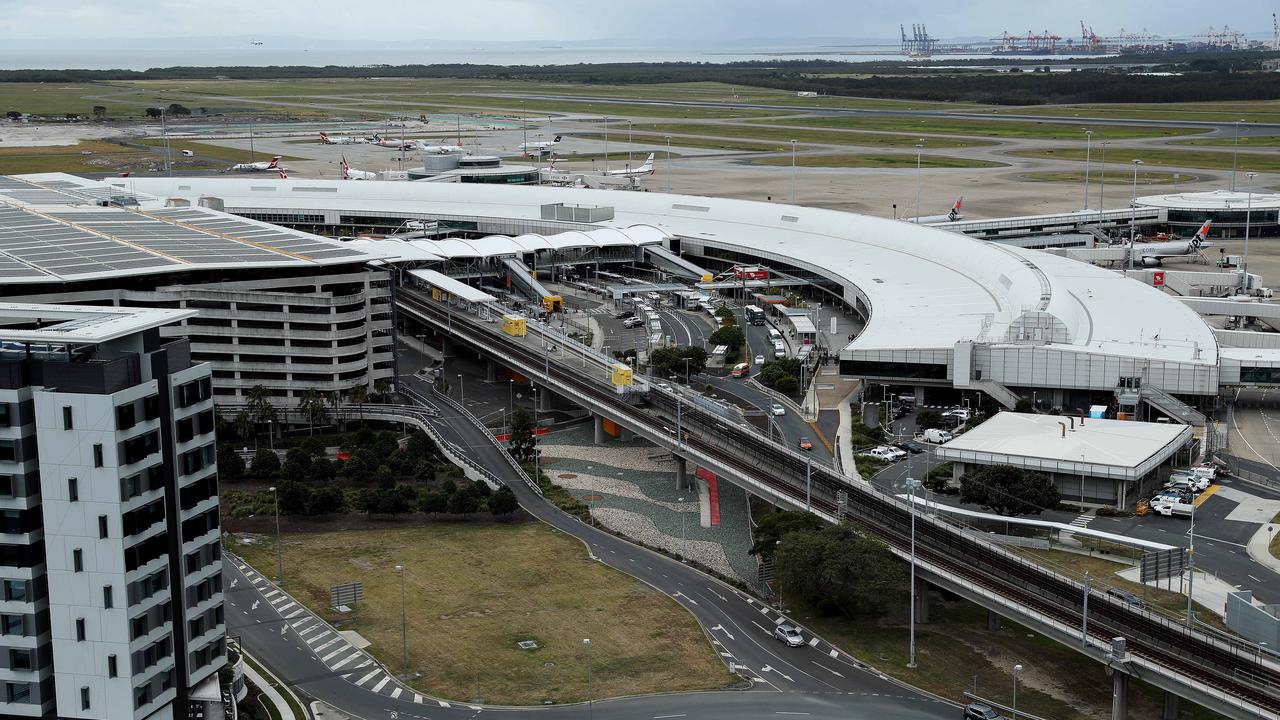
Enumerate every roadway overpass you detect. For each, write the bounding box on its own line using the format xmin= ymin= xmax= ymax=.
xmin=396 ymin=285 xmax=1280 ymax=720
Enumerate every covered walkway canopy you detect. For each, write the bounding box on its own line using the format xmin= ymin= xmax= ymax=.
xmin=407 ymin=268 xmax=496 ymax=304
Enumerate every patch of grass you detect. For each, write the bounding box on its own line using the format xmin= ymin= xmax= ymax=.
xmin=618 ymin=121 xmax=996 ymax=149
xmin=231 ymin=524 xmax=730 ymax=704
xmin=1011 ymin=147 xmax=1280 ymax=173
xmin=575 ymin=131 xmax=779 ymax=153
xmin=0 ymin=82 xmax=149 ymax=117
xmin=0 ymin=139 xmax=173 ymax=173
xmin=134 ymin=139 xmax=303 ymax=163
xmin=759 ymin=115 xmax=1204 ymax=140
xmin=751 ymin=153 xmax=1004 ymax=169
xmin=1011 ymin=100 xmax=1280 ymax=124
xmin=1172 ymin=135 xmax=1280 ymax=148
xmin=1021 ymin=171 xmax=1198 ymax=185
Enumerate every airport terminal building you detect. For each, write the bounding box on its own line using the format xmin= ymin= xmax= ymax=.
xmin=1136 ymin=189 xmax=1280 ymax=240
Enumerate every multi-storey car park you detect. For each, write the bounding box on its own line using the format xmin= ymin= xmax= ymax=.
xmin=0 ymin=174 xmax=1277 ymax=717
xmin=0 ymin=176 xmax=391 ymax=407
xmin=0 ymin=303 xmax=226 ymax=720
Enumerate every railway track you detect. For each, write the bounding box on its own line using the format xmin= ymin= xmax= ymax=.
xmin=399 ymin=290 xmax=1280 ymax=717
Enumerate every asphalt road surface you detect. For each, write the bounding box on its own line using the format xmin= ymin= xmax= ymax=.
xmin=223 ymin=378 xmax=955 ymax=720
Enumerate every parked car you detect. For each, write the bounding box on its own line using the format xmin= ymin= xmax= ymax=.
xmin=893 ymin=440 xmax=926 ymax=455
xmin=770 ymin=402 xmax=786 ymax=416
xmin=773 ymin=623 xmax=805 ymax=647
xmin=963 ymin=703 xmax=1005 ymax=720
xmin=615 ymin=310 xmax=635 ymax=320
xmin=754 ymin=354 xmax=765 ymax=366
xmin=862 ymin=446 xmax=906 ymax=462
xmin=942 ymin=407 xmax=972 ymax=422
xmin=798 ymin=436 xmax=814 ymax=451
xmin=622 ymin=317 xmax=644 ymax=328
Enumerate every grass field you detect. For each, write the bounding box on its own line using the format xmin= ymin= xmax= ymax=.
xmin=232 ymin=524 xmax=732 ymax=705
xmin=1172 ymin=135 xmax=1280 ymax=148
xmin=0 ymin=82 xmax=148 ymax=117
xmin=574 ymin=131 xmax=781 ymax=153
xmin=134 ymin=139 xmax=303 ymax=164
xmin=1011 ymin=146 xmax=1280 ymax=173
xmin=0 ymin=139 xmax=173 ymax=173
xmin=617 ymin=121 xmax=997 ymax=149
xmin=760 ymin=115 xmax=1204 ymax=140
xmin=1011 ymin=100 xmax=1280 ymax=124
xmin=1021 ymin=170 xmax=1200 ymax=185
xmin=751 ymin=153 xmax=1004 ymax=169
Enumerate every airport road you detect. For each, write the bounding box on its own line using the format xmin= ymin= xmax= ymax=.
xmin=224 ymin=379 xmax=956 ymax=720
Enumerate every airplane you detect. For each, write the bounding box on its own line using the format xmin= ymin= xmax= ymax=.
xmin=340 ymin=155 xmax=378 ymax=181
xmin=319 ymin=132 xmax=365 ymax=145
xmin=520 ymin=135 xmax=563 ymax=156
xmin=601 ymin=153 xmax=655 ymax=179
xmin=228 ymin=156 xmax=282 ymax=172
xmin=250 ymin=39 xmax=263 ymax=46
xmin=540 ymin=159 xmax=587 ymax=187
xmin=1132 ymin=220 xmax=1214 ymax=267
xmin=371 ymin=134 xmax=417 ymax=150
xmin=416 ymin=141 xmax=464 ymax=155
xmin=908 ymin=197 xmax=964 ymax=223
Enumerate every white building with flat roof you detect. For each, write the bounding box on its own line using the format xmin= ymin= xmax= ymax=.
xmin=1136 ymin=189 xmax=1280 ymax=239
xmin=935 ymin=411 xmax=1192 ymax=507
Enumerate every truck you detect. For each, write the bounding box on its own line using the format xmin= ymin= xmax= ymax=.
xmin=920 ymin=428 xmax=953 ymax=444
xmin=1150 ymin=500 xmax=1194 ymax=518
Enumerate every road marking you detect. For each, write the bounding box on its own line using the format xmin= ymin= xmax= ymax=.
xmin=672 ymin=591 xmax=697 ymax=605
xmin=706 ymin=587 xmax=728 ymax=602
xmin=808 ymin=637 xmax=820 ymax=647
xmin=828 ymin=649 xmax=839 ymax=659
xmin=654 ymin=715 xmax=687 ymax=719
xmin=414 ymin=694 xmax=424 ymax=704
xmin=315 ymin=638 xmax=340 ymax=652
xmin=810 ymin=660 xmax=845 ymax=678
xmin=775 ymin=713 xmax=810 ymax=716
xmin=720 ymin=652 xmax=733 ymax=657
xmin=1189 ymin=533 xmax=1246 ymax=548
xmin=355 ymin=669 xmax=381 ymax=686
xmin=759 ymin=606 xmax=771 ymax=615
xmin=710 ymin=624 xmax=735 ymax=641
xmin=263 ymin=590 xmax=280 ymax=599
xmin=438 ymin=700 xmax=451 ymax=708
xmin=251 ymin=600 xmax=260 ymax=611
xmin=774 ymin=616 xmax=787 ymax=625
xmin=308 ymin=630 xmax=332 ymax=643
xmin=287 ymin=609 xmax=304 ymax=618
xmin=1250 ymin=574 xmax=1263 ymax=582
xmin=391 ymin=688 xmax=402 ymax=699
xmin=329 ymin=653 xmax=359 ymax=670
xmin=372 ymin=676 xmax=391 ymax=692
xmin=751 ymin=620 xmax=771 ymax=634
xmin=760 ymin=665 xmax=793 ymax=682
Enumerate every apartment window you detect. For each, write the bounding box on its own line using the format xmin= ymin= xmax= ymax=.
xmin=7 ymin=681 xmax=30 ymax=703
xmin=0 ymin=403 xmax=10 ymax=428
xmin=1 ymin=614 xmax=22 ymax=635
xmin=0 ymin=440 xmax=16 ymax=462
xmin=103 ymin=586 xmax=113 ymax=609
xmin=80 ymin=686 xmax=90 ymax=711
xmin=68 ymin=477 xmax=78 ymax=502
xmin=3 ymin=580 xmax=26 ymax=602
xmin=0 ymin=475 xmax=11 ymax=497
xmin=115 ymin=402 xmax=136 ymax=430
xmin=62 ymin=406 xmax=73 ymax=430
xmin=142 ymin=394 xmax=160 ymax=421
xmin=73 ymin=548 xmax=83 ymax=573
xmin=75 ymin=617 xmax=85 ymax=641
xmin=98 ymin=515 xmax=108 ymax=539
xmin=8 ymin=648 xmax=31 ymax=671
xmin=93 ymin=444 xmax=103 ymax=468
xmin=107 ymin=654 xmax=117 ymax=678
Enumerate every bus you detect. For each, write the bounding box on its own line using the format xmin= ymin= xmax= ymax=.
xmin=744 ymin=305 xmax=766 ymax=326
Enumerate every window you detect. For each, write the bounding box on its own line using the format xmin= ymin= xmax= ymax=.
xmin=98 ymin=515 xmax=108 ymax=539
xmin=67 ymin=477 xmax=78 ymax=502
xmin=1 ymin=614 xmax=22 ymax=635
xmin=76 ymin=617 xmax=85 ymax=641
xmin=0 ymin=403 xmax=9 ymax=428
xmin=9 ymin=649 xmax=31 ymax=671
xmin=103 ymin=586 xmax=113 ymax=609
xmin=0 ymin=475 xmax=11 ymax=497
xmin=107 ymin=654 xmax=117 ymax=678
xmin=116 ymin=402 xmax=136 ymax=430
xmin=3 ymin=580 xmax=26 ymax=602
xmin=93 ymin=444 xmax=103 ymax=468
xmin=7 ymin=681 xmax=30 ymax=703
xmin=73 ymin=548 xmax=83 ymax=573
xmin=62 ymin=406 xmax=73 ymax=430
xmin=81 ymin=686 xmax=90 ymax=710
xmin=0 ymin=440 xmax=16 ymax=462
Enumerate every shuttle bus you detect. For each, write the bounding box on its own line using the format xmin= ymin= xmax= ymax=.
xmin=745 ymin=305 xmax=766 ymax=326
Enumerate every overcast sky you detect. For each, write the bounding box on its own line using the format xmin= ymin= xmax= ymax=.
xmin=1 ymin=0 xmax=1275 ymax=43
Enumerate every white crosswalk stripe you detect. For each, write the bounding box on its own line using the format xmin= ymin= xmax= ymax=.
xmin=330 ymin=652 xmax=359 ymax=670
xmin=355 ymin=669 xmax=380 ymax=686
xmin=372 ymin=676 xmax=391 ymax=692
xmin=414 ymin=694 xmax=424 ymax=704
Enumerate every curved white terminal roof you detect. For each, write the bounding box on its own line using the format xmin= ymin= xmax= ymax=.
xmin=344 ymin=224 xmax=664 ymax=263
xmin=99 ymin=174 xmax=1219 ymax=367
xmin=1137 ymin=189 xmax=1280 ymax=211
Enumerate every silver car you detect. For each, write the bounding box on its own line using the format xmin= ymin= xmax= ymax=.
xmin=773 ymin=623 xmax=804 ymax=647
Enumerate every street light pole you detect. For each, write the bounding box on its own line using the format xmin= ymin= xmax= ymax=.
xmin=1231 ymin=119 xmax=1244 ymax=191
xmin=1244 ymin=172 xmax=1257 ymax=282
xmin=1128 ymin=159 xmax=1143 ymax=273
xmin=913 ymin=141 xmax=924 ymax=222
xmin=665 ymin=135 xmax=672 ymax=193
xmin=395 ymin=565 xmax=408 ymax=675
xmin=790 ymin=139 xmax=797 ymax=204
xmin=532 ymin=388 xmax=540 ymax=480
xmin=1098 ymin=139 xmax=1108 ymax=210
xmin=1083 ymin=129 xmax=1093 ymax=210
xmin=678 ymin=496 xmax=687 ymax=561
xmin=1012 ymin=664 xmax=1024 ymax=720
xmin=508 ymin=379 xmax=514 ymax=433
xmin=583 ymin=638 xmax=593 ymax=720
xmin=906 ymin=477 xmax=921 ymax=668
xmin=270 ymin=486 xmax=282 ymax=583
xmin=1186 ymin=500 xmax=1197 ymax=627
xmin=457 ymin=373 xmax=464 ymax=406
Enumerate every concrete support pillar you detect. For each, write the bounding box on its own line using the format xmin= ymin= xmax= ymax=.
xmin=594 ymin=414 xmax=606 ymax=445
xmin=986 ymin=609 xmax=1001 ymax=631
xmin=485 ymin=359 xmax=498 ymax=383
xmin=913 ymin=386 xmax=926 ymax=404
xmin=440 ymin=337 xmax=454 ymax=358
xmin=537 ymin=386 xmax=553 ymax=412
xmin=620 ymin=427 xmax=634 ymax=442
xmin=1160 ymin=691 xmax=1178 ymax=720
xmin=915 ymin=578 xmax=931 ymax=625
xmin=1111 ymin=670 xmax=1129 ymax=720
xmin=675 ymin=456 xmax=688 ymax=490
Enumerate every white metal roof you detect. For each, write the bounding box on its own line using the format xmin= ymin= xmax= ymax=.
xmin=1136 ymin=189 xmax=1280 ymax=211
xmin=406 ymin=269 xmax=496 ymax=304
xmin=103 ymin=176 xmax=1220 ymax=366
xmin=0 ymin=302 xmax=195 ymax=344
xmin=935 ymin=411 xmax=1191 ymax=481
xmin=0 ymin=174 xmax=378 ymax=284
xmin=344 ymin=225 xmax=663 ymax=262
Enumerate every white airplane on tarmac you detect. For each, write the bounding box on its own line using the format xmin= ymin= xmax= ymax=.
xmin=539 ymin=159 xmax=586 ymax=187
xmin=319 ymin=132 xmax=365 ymax=145
xmin=340 ymin=156 xmax=378 ymax=181
xmin=1132 ymin=220 xmax=1214 ymax=267
xmin=229 ymin=155 xmax=282 ymax=172
xmin=520 ymin=135 xmax=562 ymax=156
xmin=908 ymin=197 xmax=964 ymax=223
xmin=601 ymin=153 xmax=655 ymax=179
xmin=417 ymin=141 xmax=465 ymax=155
xmin=371 ymin=134 xmax=417 ymax=150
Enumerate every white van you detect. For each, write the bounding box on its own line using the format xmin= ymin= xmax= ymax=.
xmin=768 ymin=328 xmax=782 ymax=342
xmin=921 ymin=428 xmax=953 ymax=444
xmin=772 ymin=340 xmax=786 ymax=359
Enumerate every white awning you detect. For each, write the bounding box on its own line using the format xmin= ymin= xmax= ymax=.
xmin=407 ymin=269 xmax=496 ymax=303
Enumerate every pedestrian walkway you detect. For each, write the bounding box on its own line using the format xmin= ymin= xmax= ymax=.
xmin=228 ymin=556 xmax=478 ymax=710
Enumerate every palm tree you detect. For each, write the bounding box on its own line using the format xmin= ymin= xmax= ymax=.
xmin=374 ymin=378 xmax=392 ymax=401
xmin=348 ymin=384 xmax=368 ymax=425
xmin=234 ymin=409 xmax=254 ymax=443
xmin=327 ymin=390 xmax=344 ymax=431
xmin=245 ymin=384 xmax=277 ymax=441
xmin=298 ymin=389 xmax=330 ymax=436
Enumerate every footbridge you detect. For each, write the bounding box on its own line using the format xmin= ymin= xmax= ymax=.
xmin=396 ymin=285 xmax=1280 ymax=720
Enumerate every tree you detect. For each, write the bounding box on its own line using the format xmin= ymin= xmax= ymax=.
xmin=298 ymin=389 xmax=329 ymax=435
xmin=508 ymin=407 xmax=537 ymax=461
xmin=377 ymin=487 xmax=414 ymax=517
xmin=447 ymin=484 xmax=481 ymax=514
xmin=92 ymin=105 xmax=107 ymax=119
xmin=276 ymin=481 xmax=312 ymax=515
xmin=343 ymin=448 xmax=379 ymax=483
xmin=414 ymin=460 xmax=436 ymax=483
xmin=959 ymin=465 xmax=1061 ymax=516
xmin=1014 ymin=398 xmax=1035 ymax=413
xmin=310 ymin=485 xmax=346 ymax=515
xmin=245 ymin=385 xmax=277 ymax=442
xmin=327 ymin=390 xmax=344 ymax=430
xmin=374 ymin=464 xmax=396 ymax=490
xmin=714 ymin=307 xmax=736 ymax=325
xmin=915 ymin=409 xmax=945 ymax=431
xmin=64 ymin=112 xmax=79 ymax=120
xmin=471 ymin=479 xmax=492 ymax=498
xmin=488 ymin=486 xmax=519 ymax=517
xmin=373 ymin=431 xmax=399 ymax=460
xmin=166 ymin=103 xmax=191 ymax=116
xmin=405 ymin=431 xmax=438 ymax=461
xmin=750 ymin=511 xmax=824 ymax=559
xmin=217 ymin=444 xmax=245 ymax=480
xmin=775 ymin=525 xmax=907 ymax=618
xmin=353 ymin=426 xmax=377 ymax=450
xmin=234 ymin=409 xmax=255 ymax=442
xmin=249 ymin=447 xmax=280 ymax=478
xmin=145 ymin=107 xmax=162 ymax=118
xmin=708 ymin=325 xmax=745 ymax=349
xmin=5 ymin=111 xmax=21 ymax=120
xmin=347 ymin=384 xmax=368 ymax=425
xmin=278 ymin=448 xmax=313 ymax=483
xmin=418 ymin=489 xmax=448 ymax=514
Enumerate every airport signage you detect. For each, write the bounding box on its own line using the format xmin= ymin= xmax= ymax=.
xmin=1153 ymin=271 xmax=1165 ymax=287
xmin=1139 ymin=547 xmax=1186 ymax=584
xmin=330 ymin=581 xmax=365 ymax=608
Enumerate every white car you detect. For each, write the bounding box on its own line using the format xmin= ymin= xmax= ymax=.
xmin=862 ymin=445 xmax=906 ymax=462
xmin=754 ymin=354 xmax=765 ymax=366
xmin=770 ymin=403 xmax=786 ymax=416
xmin=942 ymin=407 xmax=972 ymax=421
xmin=773 ymin=623 xmax=805 ymax=647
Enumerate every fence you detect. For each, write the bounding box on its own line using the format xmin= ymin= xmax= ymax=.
xmin=1226 ymin=591 xmax=1280 ymax=651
